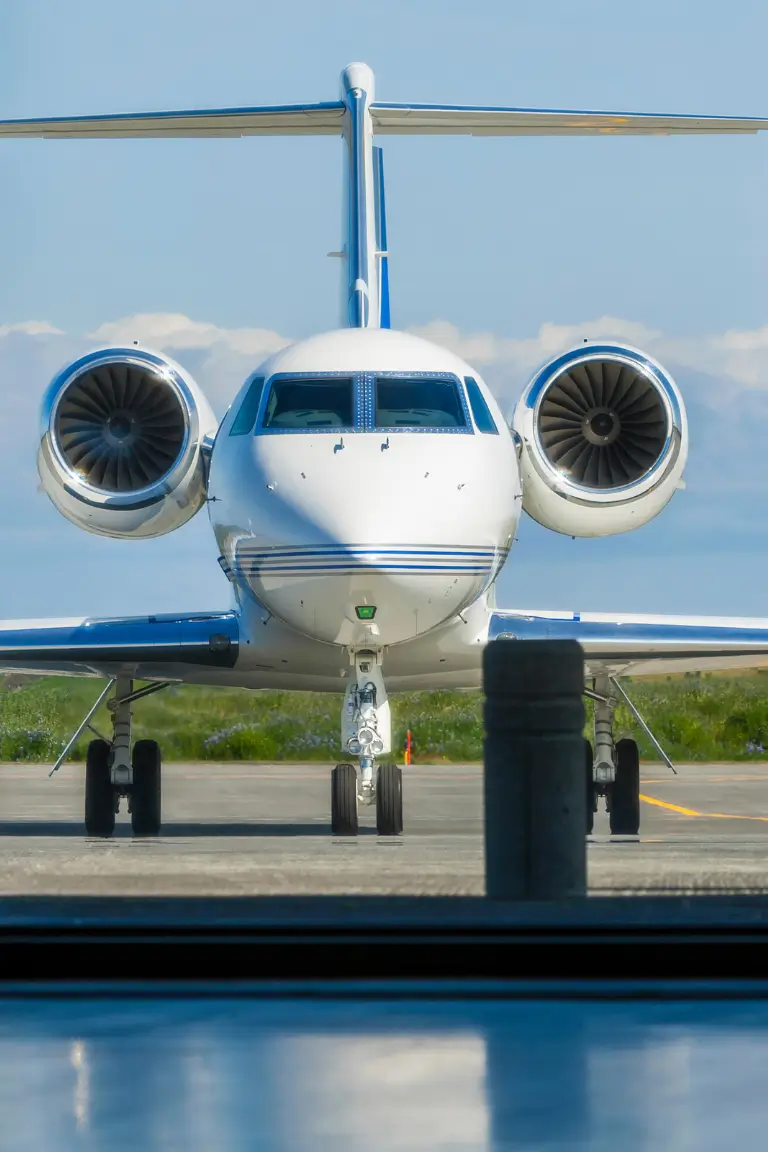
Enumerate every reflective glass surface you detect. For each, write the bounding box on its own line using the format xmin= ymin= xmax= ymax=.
xmin=262 ymin=378 xmax=354 ymax=430
xmin=2 ymin=996 xmax=768 ymax=1150
xmin=374 ymin=377 xmax=467 ymax=428
xmin=464 ymin=376 xmax=499 ymax=435
xmin=229 ymin=377 xmax=265 ymax=436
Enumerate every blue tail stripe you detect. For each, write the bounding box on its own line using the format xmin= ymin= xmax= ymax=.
xmin=373 ymin=145 xmax=391 ymax=329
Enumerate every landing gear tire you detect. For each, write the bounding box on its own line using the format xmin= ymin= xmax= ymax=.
xmin=131 ymin=739 xmax=162 ymax=836
xmin=85 ymin=739 xmax=115 ymax=838
xmin=610 ymin=737 xmax=640 ymax=836
xmin=376 ymin=762 xmax=403 ymax=836
xmin=585 ymin=738 xmax=595 ymax=835
xmin=331 ymin=763 xmax=358 ymax=836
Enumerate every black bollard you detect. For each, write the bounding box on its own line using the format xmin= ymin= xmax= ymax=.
xmin=483 ymin=639 xmax=587 ymax=900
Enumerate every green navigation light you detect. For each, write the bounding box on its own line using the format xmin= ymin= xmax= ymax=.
xmin=355 ymin=605 xmax=377 ymax=620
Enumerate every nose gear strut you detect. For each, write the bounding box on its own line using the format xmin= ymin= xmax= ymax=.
xmin=333 ymin=649 xmax=402 ymax=835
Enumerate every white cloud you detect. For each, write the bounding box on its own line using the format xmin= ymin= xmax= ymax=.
xmin=0 ymin=321 xmax=65 ymax=338
xmin=89 ymin=313 xmax=290 ymax=358
xmin=407 ymin=317 xmax=661 ymax=375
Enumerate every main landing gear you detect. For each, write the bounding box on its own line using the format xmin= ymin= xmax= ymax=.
xmin=52 ymin=676 xmax=170 ymax=838
xmin=332 ymin=650 xmax=403 ymax=836
xmin=585 ymin=673 xmax=674 ymax=835
xmin=586 ymin=675 xmax=641 ymax=835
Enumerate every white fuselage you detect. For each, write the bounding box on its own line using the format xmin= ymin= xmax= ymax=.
xmin=208 ymin=328 xmax=520 ymax=654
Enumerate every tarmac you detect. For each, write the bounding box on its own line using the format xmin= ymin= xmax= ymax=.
xmin=0 ymin=759 xmax=767 ymax=896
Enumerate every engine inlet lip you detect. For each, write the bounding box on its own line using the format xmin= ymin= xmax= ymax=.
xmin=44 ymin=348 xmax=197 ymax=508
xmin=526 ymin=346 xmax=683 ymax=504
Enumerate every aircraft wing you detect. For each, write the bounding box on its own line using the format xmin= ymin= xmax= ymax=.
xmin=2 ymin=101 xmax=767 ymax=141
xmin=370 ymin=103 xmax=768 ymax=136
xmin=0 ymin=612 xmax=238 ymax=679
xmin=0 ymin=103 xmax=346 ymax=139
xmin=489 ymin=610 xmax=768 ymax=677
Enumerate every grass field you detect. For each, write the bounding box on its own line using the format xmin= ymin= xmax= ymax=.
xmin=2 ymin=671 xmax=768 ymax=763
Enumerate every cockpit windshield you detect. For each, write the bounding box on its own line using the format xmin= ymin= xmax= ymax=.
xmin=374 ymin=377 xmax=467 ymax=429
xmin=262 ymin=377 xmax=354 ymax=430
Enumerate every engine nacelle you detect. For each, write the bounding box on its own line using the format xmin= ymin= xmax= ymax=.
xmin=37 ymin=347 xmax=218 ymax=539
xmin=512 ymin=343 xmax=687 ymax=537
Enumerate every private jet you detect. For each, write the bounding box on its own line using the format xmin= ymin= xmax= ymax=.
xmin=2 ymin=62 xmax=768 ymax=838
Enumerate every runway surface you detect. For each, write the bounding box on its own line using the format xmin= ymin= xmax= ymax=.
xmin=1 ymin=760 xmax=768 ymax=895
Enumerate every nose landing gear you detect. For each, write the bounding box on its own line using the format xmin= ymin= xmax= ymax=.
xmin=333 ymin=650 xmax=402 ymax=836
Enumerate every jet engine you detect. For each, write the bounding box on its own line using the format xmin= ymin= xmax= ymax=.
xmin=37 ymin=348 xmax=218 ymax=539
xmin=511 ymin=344 xmax=687 ymax=537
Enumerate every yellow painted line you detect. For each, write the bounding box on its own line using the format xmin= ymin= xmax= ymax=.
xmin=640 ymin=793 xmax=768 ymax=822
xmin=640 ymin=794 xmax=702 ymax=816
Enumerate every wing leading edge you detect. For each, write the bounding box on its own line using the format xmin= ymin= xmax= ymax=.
xmin=0 ymin=103 xmax=346 ymax=139
xmin=489 ymin=610 xmax=768 ymax=677
xmin=0 ymin=612 xmax=238 ymax=679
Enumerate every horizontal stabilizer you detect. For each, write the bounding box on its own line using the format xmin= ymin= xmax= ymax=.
xmin=370 ymin=103 xmax=768 ymax=136
xmin=4 ymin=101 xmax=767 ymax=142
xmin=0 ymin=102 xmax=346 ymax=139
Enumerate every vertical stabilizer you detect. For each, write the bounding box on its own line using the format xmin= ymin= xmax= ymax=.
xmin=340 ymin=63 xmax=380 ymax=329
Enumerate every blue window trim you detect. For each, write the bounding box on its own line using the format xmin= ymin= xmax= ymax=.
xmin=253 ymin=371 xmax=474 ymax=435
xmin=464 ymin=376 xmax=499 ymax=435
xmin=229 ymin=374 xmax=266 ymax=436
xmin=368 ymin=372 xmax=473 ymax=435
xmin=255 ymin=372 xmax=362 ymax=435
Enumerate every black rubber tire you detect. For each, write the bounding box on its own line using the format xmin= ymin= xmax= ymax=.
xmin=85 ymin=738 xmax=115 ymax=838
xmin=585 ymin=738 xmax=595 ymax=835
xmin=331 ymin=763 xmax=358 ymax=835
xmin=610 ymin=738 xmax=641 ymax=835
xmin=131 ymin=739 xmax=162 ymax=836
xmin=376 ymin=762 xmax=403 ymax=836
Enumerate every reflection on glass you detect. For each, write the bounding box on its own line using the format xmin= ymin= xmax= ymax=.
xmin=69 ymin=1039 xmax=89 ymax=1131
xmin=0 ymin=1000 xmax=767 ymax=1149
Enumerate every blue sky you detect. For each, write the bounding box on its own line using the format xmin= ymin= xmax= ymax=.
xmin=2 ymin=0 xmax=768 ymax=618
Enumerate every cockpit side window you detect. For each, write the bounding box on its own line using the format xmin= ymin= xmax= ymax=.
xmin=229 ymin=376 xmax=265 ymax=436
xmin=261 ymin=377 xmax=354 ymax=431
xmin=464 ymin=376 xmax=499 ymax=435
xmin=374 ymin=377 xmax=468 ymax=429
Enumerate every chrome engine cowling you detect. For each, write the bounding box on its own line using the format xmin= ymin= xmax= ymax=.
xmin=37 ymin=348 xmax=218 ymax=539
xmin=511 ymin=344 xmax=688 ymax=537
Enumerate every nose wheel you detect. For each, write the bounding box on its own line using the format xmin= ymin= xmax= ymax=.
xmin=330 ymin=761 xmax=404 ymax=836
xmin=376 ymin=762 xmax=403 ymax=836
xmin=331 ymin=763 xmax=359 ymax=835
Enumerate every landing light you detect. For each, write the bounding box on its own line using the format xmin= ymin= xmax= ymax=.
xmin=355 ymin=605 xmax=377 ymax=620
